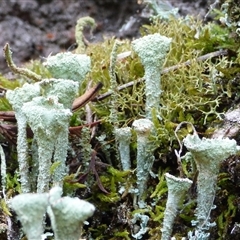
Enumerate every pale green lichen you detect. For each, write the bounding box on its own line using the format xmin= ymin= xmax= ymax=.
xmin=6 ymin=83 xmax=41 ymax=193
xmin=39 ymin=78 xmax=78 ymax=109
xmin=22 ymin=96 xmax=72 ymax=193
xmin=43 ymin=52 xmax=91 ymax=83
xmin=75 ymin=16 xmax=96 ymax=54
xmin=48 ymin=186 xmax=95 ymax=240
xmin=6 ymin=78 xmax=78 ymax=194
xmin=10 ymin=192 xmax=49 ymax=240
xmin=109 ymin=40 xmax=122 ymax=126
xmin=10 ymin=186 xmax=95 ymax=240
xmin=131 ymin=213 xmax=149 ymax=239
xmin=132 ymin=118 xmax=154 ymax=207
xmin=161 ymin=173 xmax=192 ymax=240
xmin=183 ymin=133 xmax=239 ymax=237
xmin=143 ymin=0 xmax=179 ymax=20
xmin=132 ymin=33 xmax=172 ymax=119
xmin=220 ymin=0 xmax=240 ymax=36
xmin=115 ymin=127 xmax=132 ymax=170
xmin=0 ymin=144 xmax=7 ymax=195
xmin=78 ymin=126 xmax=92 ymax=169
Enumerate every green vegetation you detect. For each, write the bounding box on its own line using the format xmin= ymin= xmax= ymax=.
xmin=1 ymin=1 xmax=240 ymax=239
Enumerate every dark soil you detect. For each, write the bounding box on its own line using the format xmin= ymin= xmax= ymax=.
xmin=0 ymin=0 xmax=214 ymax=74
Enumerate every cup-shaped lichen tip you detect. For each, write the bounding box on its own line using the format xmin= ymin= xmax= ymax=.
xmin=132 ymin=33 xmax=172 ymax=69
xmin=43 ymin=52 xmax=91 ymax=83
xmin=10 ymin=192 xmax=49 ymax=240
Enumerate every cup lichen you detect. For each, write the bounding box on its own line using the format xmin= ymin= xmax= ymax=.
xmin=10 ymin=192 xmax=49 ymax=240
xmin=115 ymin=127 xmax=132 ymax=171
xmin=43 ymin=52 xmax=91 ymax=83
xmin=132 ymin=118 xmax=154 ymax=207
xmin=22 ymin=96 xmax=72 ymax=192
xmin=6 ymin=83 xmax=41 ymax=193
xmin=183 ymin=133 xmax=239 ymax=237
xmin=10 ymin=186 xmax=95 ymax=240
xmin=47 ymin=186 xmax=95 ymax=240
xmin=161 ymin=173 xmax=192 ymax=240
xmin=132 ymin=33 xmax=172 ymax=119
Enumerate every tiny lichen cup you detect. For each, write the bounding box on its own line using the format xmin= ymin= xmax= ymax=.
xmin=161 ymin=173 xmax=192 ymax=240
xmin=183 ymin=133 xmax=238 ymax=233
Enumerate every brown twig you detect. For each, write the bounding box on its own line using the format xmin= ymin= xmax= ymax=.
xmin=0 ymin=83 xmax=103 ymax=123
xmin=72 ymin=82 xmax=103 ymax=112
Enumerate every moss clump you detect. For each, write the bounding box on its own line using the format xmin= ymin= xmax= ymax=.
xmin=2 ymin=9 xmax=240 ymax=239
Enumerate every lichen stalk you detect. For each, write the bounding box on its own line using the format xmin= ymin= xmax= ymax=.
xmin=22 ymin=96 xmax=72 ymax=192
xmin=132 ymin=33 xmax=171 ymax=119
xmin=109 ymin=40 xmax=121 ymax=126
xmin=15 ymin=115 xmax=30 ymax=192
xmin=161 ymin=173 xmax=192 ymax=240
xmin=132 ymin=118 xmax=154 ymax=206
xmin=6 ymin=83 xmax=41 ymax=193
xmin=183 ymin=133 xmax=238 ymax=234
xmin=78 ymin=126 xmax=92 ymax=169
xmin=52 ymin=126 xmax=69 ymax=184
xmin=115 ymin=127 xmax=132 ymax=170
xmin=0 ymin=144 xmax=7 ymax=195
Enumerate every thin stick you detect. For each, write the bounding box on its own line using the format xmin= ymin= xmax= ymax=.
xmin=72 ymin=82 xmax=103 ymax=112
xmin=95 ymin=49 xmax=229 ymax=101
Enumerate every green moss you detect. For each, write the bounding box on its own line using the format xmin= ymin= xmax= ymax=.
xmin=2 ymin=10 xmax=240 ymax=239
xmin=113 ymin=231 xmax=131 ymax=240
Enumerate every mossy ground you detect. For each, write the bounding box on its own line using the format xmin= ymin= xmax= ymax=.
xmin=1 ymin=9 xmax=240 ymax=240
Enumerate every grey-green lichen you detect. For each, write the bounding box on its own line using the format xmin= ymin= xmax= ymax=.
xmin=6 ymin=77 xmax=79 ymax=193
xmin=183 ymin=133 xmax=239 ymax=236
xmin=143 ymin=0 xmax=179 ymax=20
xmin=10 ymin=186 xmax=95 ymax=240
xmin=109 ymin=40 xmax=122 ymax=126
xmin=22 ymin=96 xmax=72 ymax=193
xmin=132 ymin=33 xmax=172 ymax=119
xmin=2 ymin=7 xmax=240 ymax=239
xmin=43 ymin=52 xmax=91 ymax=83
xmin=10 ymin=191 xmax=49 ymax=240
xmin=161 ymin=173 xmax=192 ymax=240
xmin=132 ymin=118 xmax=154 ymax=207
xmin=39 ymin=78 xmax=78 ymax=109
xmin=6 ymin=83 xmax=41 ymax=193
xmin=47 ymin=186 xmax=95 ymax=240
xmin=131 ymin=213 xmax=149 ymax=239
xmin=115 ymin=127 xmax=132 ymax=171
xmin=220 ymin=0 xmax=240 ymax=36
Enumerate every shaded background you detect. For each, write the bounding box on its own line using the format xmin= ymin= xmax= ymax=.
xmin=0 ymin=0 xmax=213 ymax=73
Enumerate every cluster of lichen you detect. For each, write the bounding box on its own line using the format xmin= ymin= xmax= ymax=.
xmin=219 ymin=0 xmax=240 ymax=38
xmin=1 ymin=8 xmax=240 ymax=239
